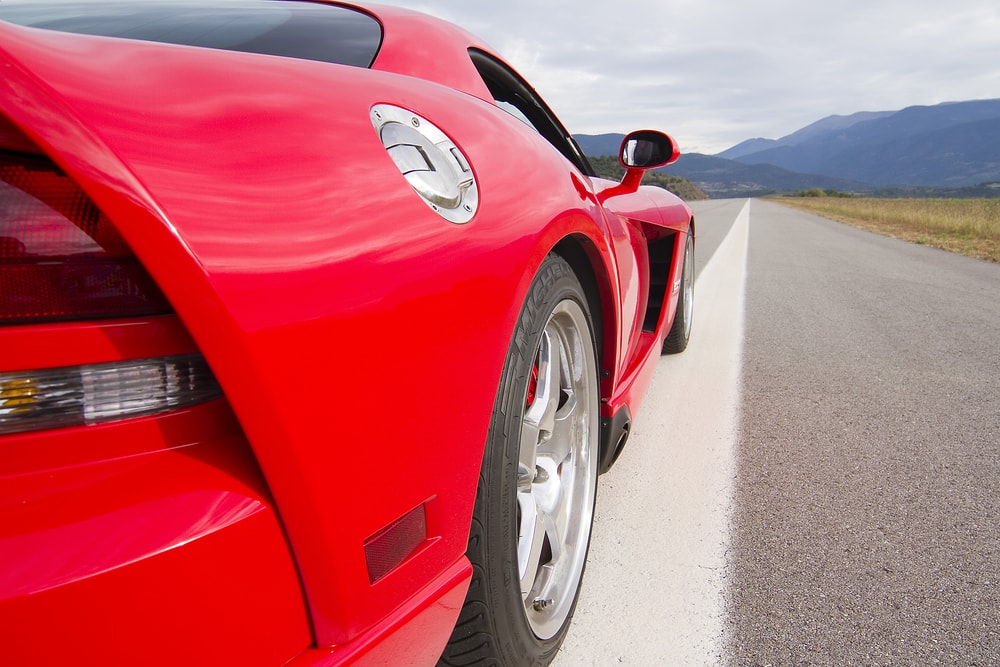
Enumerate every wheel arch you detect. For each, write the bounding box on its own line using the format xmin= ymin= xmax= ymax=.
xmin=550 ymin=234 xmax=624 ymax=474
xmin=550 ymin=235 xmax=611 ymax=376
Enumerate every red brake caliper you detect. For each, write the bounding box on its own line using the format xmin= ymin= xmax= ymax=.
xmin=526 ymin=354 xmax=539 ymax=407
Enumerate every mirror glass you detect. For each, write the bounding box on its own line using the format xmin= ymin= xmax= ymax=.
xmin=620 ymin=131 xmax=676 ymax=169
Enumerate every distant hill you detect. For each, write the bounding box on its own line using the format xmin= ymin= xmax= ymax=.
xmin=718 ymin=110 xmax=895 ymax=160
xmin=576 ymin=134 xmax=629 ymax=159
xmin=808 ymin=116 xmax=1000 ymax=186
xmin=724 ymin=99 xmax=1000 ymax=187
xmin=662 ymin=154 xmax=870 ymax=198
xmin=575 ymin=99 xmax=1000 ymax=196
xmin=577 ymin=134 xmax=871 ymax=198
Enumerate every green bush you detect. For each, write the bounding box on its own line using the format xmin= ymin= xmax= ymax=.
xmin=794 ymin=188 xmax=858 ymax=198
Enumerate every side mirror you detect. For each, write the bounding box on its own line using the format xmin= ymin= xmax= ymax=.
xmin=620 ymin=130 xmax=680 ymax=169
xmin=601 ymin=130 xmax=681 ymax=199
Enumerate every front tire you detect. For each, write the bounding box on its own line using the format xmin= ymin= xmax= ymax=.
xmin=662 ymin=230 xmax=694 ymax=354
xmin=440 ymin=255 xmax=599 ymax=666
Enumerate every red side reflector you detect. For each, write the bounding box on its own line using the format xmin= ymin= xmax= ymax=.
xmin=1 ymin=152 xmax=171 ymax=324
xmin=364 ymin=504 xmax=428 ymax=583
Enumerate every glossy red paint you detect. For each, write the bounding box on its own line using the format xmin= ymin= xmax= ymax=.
xmin=1 ymin=390 xmax=311 ymax=666
xmin=0 ymin=1 xmax=693 ymax=664
xmin=360 ymin=3 xmax=497 ymax=100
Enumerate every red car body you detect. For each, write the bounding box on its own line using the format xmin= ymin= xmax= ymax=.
xmin=0 ymin=2 xmax=693 ymax=665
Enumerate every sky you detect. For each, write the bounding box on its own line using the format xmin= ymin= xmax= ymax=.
xmin=376 ymin=0 xmax=1000 ymax=155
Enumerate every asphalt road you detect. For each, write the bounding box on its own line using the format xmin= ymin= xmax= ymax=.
xmin=555 ymin=199 xmax=1000 ymax=666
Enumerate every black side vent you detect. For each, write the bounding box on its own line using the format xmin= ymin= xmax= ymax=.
xmin=642 ymin=233 xmax=677 ymax=333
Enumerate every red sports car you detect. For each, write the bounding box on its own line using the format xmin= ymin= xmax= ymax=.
xmin=0 ymin=1 xmax=695 ymax=664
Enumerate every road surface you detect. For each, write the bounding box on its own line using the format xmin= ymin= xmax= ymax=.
xmin=555 ymin=198 xmax=1000 ymax=666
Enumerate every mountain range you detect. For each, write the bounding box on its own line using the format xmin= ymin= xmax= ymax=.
xmin=575 ymin=99 xmax=1000 ymax=197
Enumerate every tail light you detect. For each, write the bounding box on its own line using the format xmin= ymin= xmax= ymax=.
xmin=1 ymin=125 xmax=222 ymax=434
xmin=1 ymin=151 xmax=172 ymax=324
xmin=0 ymin=354 xmax=222 ymax=435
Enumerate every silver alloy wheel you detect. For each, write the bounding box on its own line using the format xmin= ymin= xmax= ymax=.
xmin=682 ymin=233 xmax=694 ymax=339
xmin=516 ymin=298 xmax=599 ymax=640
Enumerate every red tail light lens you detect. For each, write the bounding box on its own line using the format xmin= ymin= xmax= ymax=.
xmin=1 ymin=152 xmax=171 ymax=324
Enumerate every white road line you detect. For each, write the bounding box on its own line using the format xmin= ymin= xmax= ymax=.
xmin=555 ymin=200 xmax=750 ymax=665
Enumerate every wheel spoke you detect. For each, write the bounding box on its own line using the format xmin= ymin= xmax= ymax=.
xmin=542 ymin=336 xmax=579 ymax=465
xmin=520 ymin=330 xmax=556 ymax=464
xmin=516 ymin=490 xmax=547 ymax=595
xmin=518 ymin=460 xmax=566 ymax=599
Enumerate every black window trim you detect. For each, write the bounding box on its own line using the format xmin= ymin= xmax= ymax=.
xmin=469 ymin=48 xmax=595 ymax=177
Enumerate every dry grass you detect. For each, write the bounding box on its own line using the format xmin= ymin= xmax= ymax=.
xmin=768 ymin=197 xmax=1000 ymax=263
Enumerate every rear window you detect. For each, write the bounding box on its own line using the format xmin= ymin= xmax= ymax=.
xmin=0 ymin=0 xmax=383 ymax=68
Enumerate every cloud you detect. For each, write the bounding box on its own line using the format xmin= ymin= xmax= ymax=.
xmin=379 ymin=0 xmax=1000 ymax=154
